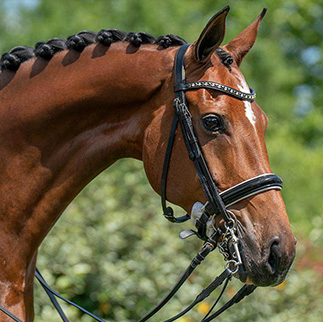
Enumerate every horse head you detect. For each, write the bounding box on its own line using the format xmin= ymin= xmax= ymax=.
xmin=143 ymin=7 xmax=296 ymax=287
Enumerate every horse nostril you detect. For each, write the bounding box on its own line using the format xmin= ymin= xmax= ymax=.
xmin=268 ymin=241 xmax=281 ymax=274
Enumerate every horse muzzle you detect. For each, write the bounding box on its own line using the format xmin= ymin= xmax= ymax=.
xmin=232 ymin=233 xmax=296 ymax=287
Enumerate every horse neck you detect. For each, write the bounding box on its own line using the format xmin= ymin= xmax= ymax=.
xmin=0 ymin=43 xmax=176 ymax=256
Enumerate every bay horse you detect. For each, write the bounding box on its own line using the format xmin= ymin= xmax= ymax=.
xmin=0 ymin=6 xmax=296 ymax=321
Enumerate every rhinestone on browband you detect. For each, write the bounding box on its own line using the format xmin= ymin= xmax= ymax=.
xmin=185 ymin=81 xmax=256 ymax=102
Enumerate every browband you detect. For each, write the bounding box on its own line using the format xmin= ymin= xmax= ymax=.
xmin=175 ymin=81 xmax=256 ymax=102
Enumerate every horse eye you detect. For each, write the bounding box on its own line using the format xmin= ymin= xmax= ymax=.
xmin=202 ymin=115 xmax=223 ymax=133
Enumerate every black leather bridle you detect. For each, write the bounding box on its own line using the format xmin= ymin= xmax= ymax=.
xmin=161 ymin=43 xmax=282 ymax=240
xmin=0 ymin=44 xmax=284 ymax=322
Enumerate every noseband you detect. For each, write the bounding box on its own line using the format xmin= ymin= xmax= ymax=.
xmin=0 ymin=44 xmax=284 ymax=322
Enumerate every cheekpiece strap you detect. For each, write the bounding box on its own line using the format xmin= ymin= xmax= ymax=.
xmin=172 ymin=44 xmax=231 ymax=226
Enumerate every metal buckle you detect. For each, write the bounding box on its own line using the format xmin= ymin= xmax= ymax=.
xmin=218 ymin=212 xmax=243 ymax=274
xmin=204 ymin=241 xmax=216 ymax=251
xmin=173 ymin=97 xmax=180 ymax=107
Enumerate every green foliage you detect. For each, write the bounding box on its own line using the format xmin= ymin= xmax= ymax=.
xmin=0 ymin=0 xmax=322 ymax=321
xmin=292 ymin=109 xmax=323 ymax=147
xmin=34 ymin=160 xmax=323 ymax=322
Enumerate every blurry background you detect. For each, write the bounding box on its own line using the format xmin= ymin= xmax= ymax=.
xmin=0 ymin=0 xmax=322 ymax=321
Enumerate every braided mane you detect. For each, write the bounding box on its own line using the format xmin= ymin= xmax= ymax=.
xmin=0 ymin=29 xmax=233 ymax=72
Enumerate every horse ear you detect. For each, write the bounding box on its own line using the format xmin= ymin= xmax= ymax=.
xmin=194 ymin=6 xmax=230 ymax=62
xmin=223 ymin=8 xmax=267 ymax=67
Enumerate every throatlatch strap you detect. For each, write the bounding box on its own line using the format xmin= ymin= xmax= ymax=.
xmin=161 ymin=110 xmax=190 ymax=223
xmin=160 ymin=44 xmax=191 ymax=224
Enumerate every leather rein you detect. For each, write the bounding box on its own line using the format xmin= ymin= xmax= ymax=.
xmin=0 ymin=44 xmax=283 ymax=322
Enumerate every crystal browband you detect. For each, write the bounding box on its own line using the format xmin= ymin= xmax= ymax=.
xmin=174 ymin=81 xmax=256 ymax=102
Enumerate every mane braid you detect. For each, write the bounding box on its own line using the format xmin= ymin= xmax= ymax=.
xmin=35 ymin=38 xmax=67 ymax=60
xmin=0 ymin=28 xmax=187 ymax=73
xmin=96 ymin=29 xmax=126 ymax=46
xmin=125 ymin=32 xmax=155 ymax=47
xmin=0 ymin=46 xmax=34 ymax=71
xmin=66 ymin=30 xmax=97 ymax=52
xmin=155 ymin=34 xmax=187 ymax=48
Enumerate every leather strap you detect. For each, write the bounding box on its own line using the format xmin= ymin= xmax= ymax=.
xmin=161 ymin=44 xmax=231 ymax=226
xmin=173 ymin=45 xmax=231 ymax=226
xmin=201 ymin=277 xmax=230 ymax=321
xmin=161 ymin=106 xmax=190 ymax=223
xmin=0 ymin=305 xmax=23 ymax=322
xmin=202 ymin=284 xmax=257 ymax=322
xmin=219 ymin=173 xmax=282 ymax=208
xmin=175 ymin=82 xmax=256 ymax=102
xmin=163 ymin=269 xmax=231 ymax=322
xmin=138 ymin=230 xmax=220 ymax=322
xmin=36 ymin=268 xmax=69 ymax=322
xmin=160 ymin=44 xmax=191 ymax=223
xmin=35 ymin=269 xmax=107 ymax=322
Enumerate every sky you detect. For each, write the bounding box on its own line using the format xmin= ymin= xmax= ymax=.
xmin=2 ymin=0 xmax=39 ymax=16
